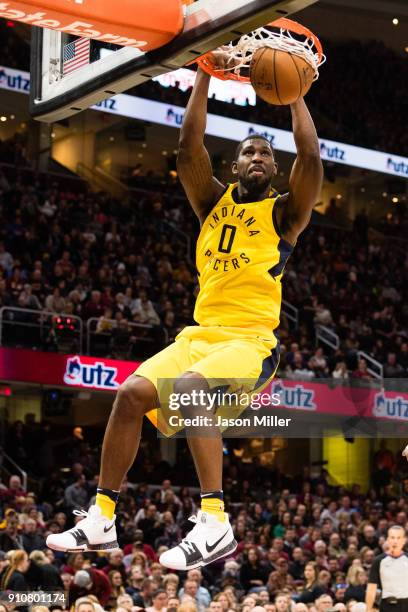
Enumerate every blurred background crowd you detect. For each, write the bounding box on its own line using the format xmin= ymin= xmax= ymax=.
xmin=0 ymin=440 xmax=408 ymax=612
xmin=0 ymin=154 xmax=406 ymax=378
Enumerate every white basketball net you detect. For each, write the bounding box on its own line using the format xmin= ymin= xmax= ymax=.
xmin=221 ymin=26 xmax=326 ymax=81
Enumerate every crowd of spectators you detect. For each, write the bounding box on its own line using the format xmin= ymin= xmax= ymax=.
xmin=0 ymin=157 xmax=194 ymax=358
xmin=0 ymin=144 xmax=406 ymax=376
xmin=0 ymin=444 xmax=407 ymax=612
xmin=278 ymin=211 xmax=408 ymax=381
xmin=1 ymin=24 xmax=407 ymax=155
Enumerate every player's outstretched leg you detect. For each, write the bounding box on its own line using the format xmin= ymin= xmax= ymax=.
xmin=46 ymin=376 xmax=157 ymax=552
xmin=160 ymin=373 xmax=237 ymax=570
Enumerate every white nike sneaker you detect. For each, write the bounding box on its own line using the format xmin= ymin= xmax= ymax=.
xmin=46 ymin=505 xmax=118 ymax=552
xmin=159 ymin=510 xmax=237 ymax=570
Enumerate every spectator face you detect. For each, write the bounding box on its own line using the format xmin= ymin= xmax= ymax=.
xmin=9 ymin=475 xmax=22 ymax=490
xmin=168 ymin=599 xmax=179 ymax=609
xmin=356 ymin=570 xmax=367 ymax=585
xmin=347 ymin=544 xmax=357 ymax=557
xmin=151 ymin=564 xmax=163 ymax=580
xmin=330 ymin=533 xmax=340 ymax=547
xmin=304 ymin=564 xmax=317 ymax=583
xmin=45 ymin=549 xmax=55 ymax=563
xmin=314 ymin=540 xmax=327 ymax=555
xmin=258 ymin=591 xmax=269 ymax=605
xmin=295 ymin=605 xmax=308 ymax=612
xmin=184 ymin=580 xmax=198 ymax=598
xmin=273 ymin=538 xmax=283 ymax=550
xmin=187 ymin=569 xmax=202 ymax=584
xmin=334 ymin=586 xmax=346 ymax=601
xmin=363 ymin=526 xmax=375 ymax=540
xmin=248 ymin=548 xmax=258 ymax=563
xmin=130 ymin=566 xmax=144 ymax=582
xmin=25 ymin=519 xmax=37 ymax=533
xmin=109 ymin=550 xmax=124 ymax=566
xmin=163 ymin=511 xmax=174 ymax=524
xmin=210 ymin=603 xmax=223 ymax=612
xmin=316 ymin=596 xmax=333 ymax=612
xmin=55 ymin=513 xmax=67 ymax=527
xmin=319 ymin=570 xmax=331 ymax=586
xmin=242 ymin=598 xmax=256 ymax=609
xmin=117 ymin=595 xmax=134 ymax=611
xmin=152 ymin=592 xmax=168 ymax=610
xmin=70 ymin=554 xmax=85 ymax=570
xmin=61 ymin=573 xmax=73 ymax=590
xmin=275 ymin=596 xmax=288 ymax=612
xmin=167 ymin=585 xmax=177 ymax=598
xmin=76 ymin=604 xmax=94 ymax=612
xmin=292 ymin=548 xmax=303 ymax=561
xmin=146 ymin=505 xmax=157 ymax=519
xmin=297 ymin=505 xmax=306 ymax=517
xmin=216 ymin=594 xmax=230 ymax=611
xmin=111 ymin=571 xmax=122 ymax=586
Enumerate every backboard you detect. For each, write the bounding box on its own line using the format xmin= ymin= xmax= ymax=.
xmin=30 ymin=0 xmax=318 ymax=122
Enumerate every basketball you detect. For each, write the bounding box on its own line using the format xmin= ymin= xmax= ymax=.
xmin=250 ymin=47 xmax=315 ymax=105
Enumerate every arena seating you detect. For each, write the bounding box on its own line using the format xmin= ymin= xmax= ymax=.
xmin=0 ymin=141 xmax=406 ymax=376
xmin=0 ymin=431 xmax=407 ymax=610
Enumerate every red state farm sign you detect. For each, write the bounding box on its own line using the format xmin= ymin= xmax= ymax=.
xmin=0 ymin=0 xmax=184 ymax=50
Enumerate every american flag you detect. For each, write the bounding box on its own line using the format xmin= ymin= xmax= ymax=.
xmin=63 ymin=37 xmax=90 ymax=75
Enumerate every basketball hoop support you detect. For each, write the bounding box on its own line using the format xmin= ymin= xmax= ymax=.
xmin=27 ymin=0 xmax=320 ymax=122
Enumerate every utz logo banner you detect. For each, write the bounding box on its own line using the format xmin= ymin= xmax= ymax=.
xmin=373 ymin=392 xmax=408 ymax=420
xmin=271 ymin=380 xmax=317 ymax=411
xmin=64 ymin=356 xmax=119 ymax=390
xmin=0 ymin=66 xmax=30 ymax=93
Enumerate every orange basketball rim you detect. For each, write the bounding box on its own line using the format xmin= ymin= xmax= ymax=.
xmin=196 ymin=17 xmax=325 ymax=82
xmin=0 ymin=0 xmax=186 ymax=51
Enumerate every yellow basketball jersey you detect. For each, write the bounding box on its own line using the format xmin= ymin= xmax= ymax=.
xmin=194 ymin=183 xmax=293 ymax=337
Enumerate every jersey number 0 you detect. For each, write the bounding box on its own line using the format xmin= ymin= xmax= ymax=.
xmin=218 ymin=224 xmax=237 ymax=254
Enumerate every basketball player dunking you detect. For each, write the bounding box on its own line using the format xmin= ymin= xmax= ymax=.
xmin=47 ymin=57 xmax=323 ymax=569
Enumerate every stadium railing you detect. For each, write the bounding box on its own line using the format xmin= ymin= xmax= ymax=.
xmin=0 ymin=306 xmax=83 ymax=353
xmin=0 ymin=446 xmax=28 ymax=491
xmin=281 ymin=300 xmax=299 ymax=328
xmin=86 ymin=316 xmax=168 ymax=357
xmin=315 ymin=324 xmax=340 ymax=351
xmin=357 ymin=350 xmax=384 ymax=381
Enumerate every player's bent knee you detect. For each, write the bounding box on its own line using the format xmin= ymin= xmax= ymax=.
xmin=174 ymin=372 xmax=209 ymax=416
xmin=174 ymin=371 xmax=208 ymax=395
xmin=114 ymin=376 xmax=157 ymax=418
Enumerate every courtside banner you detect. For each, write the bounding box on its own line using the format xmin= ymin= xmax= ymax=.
xmin=0 ymin=348 xmax=407 ymax=426
xmin=1 ymin=65 xmax=407 ymax=178
xmin=0 ymin=347 xmax=139 ymax=391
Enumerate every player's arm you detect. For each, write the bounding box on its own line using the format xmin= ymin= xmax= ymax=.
xmin=275 ymin=97 xmax=323 ymax=244
xmin=177 ymin=68 xmax=225 ymax=223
